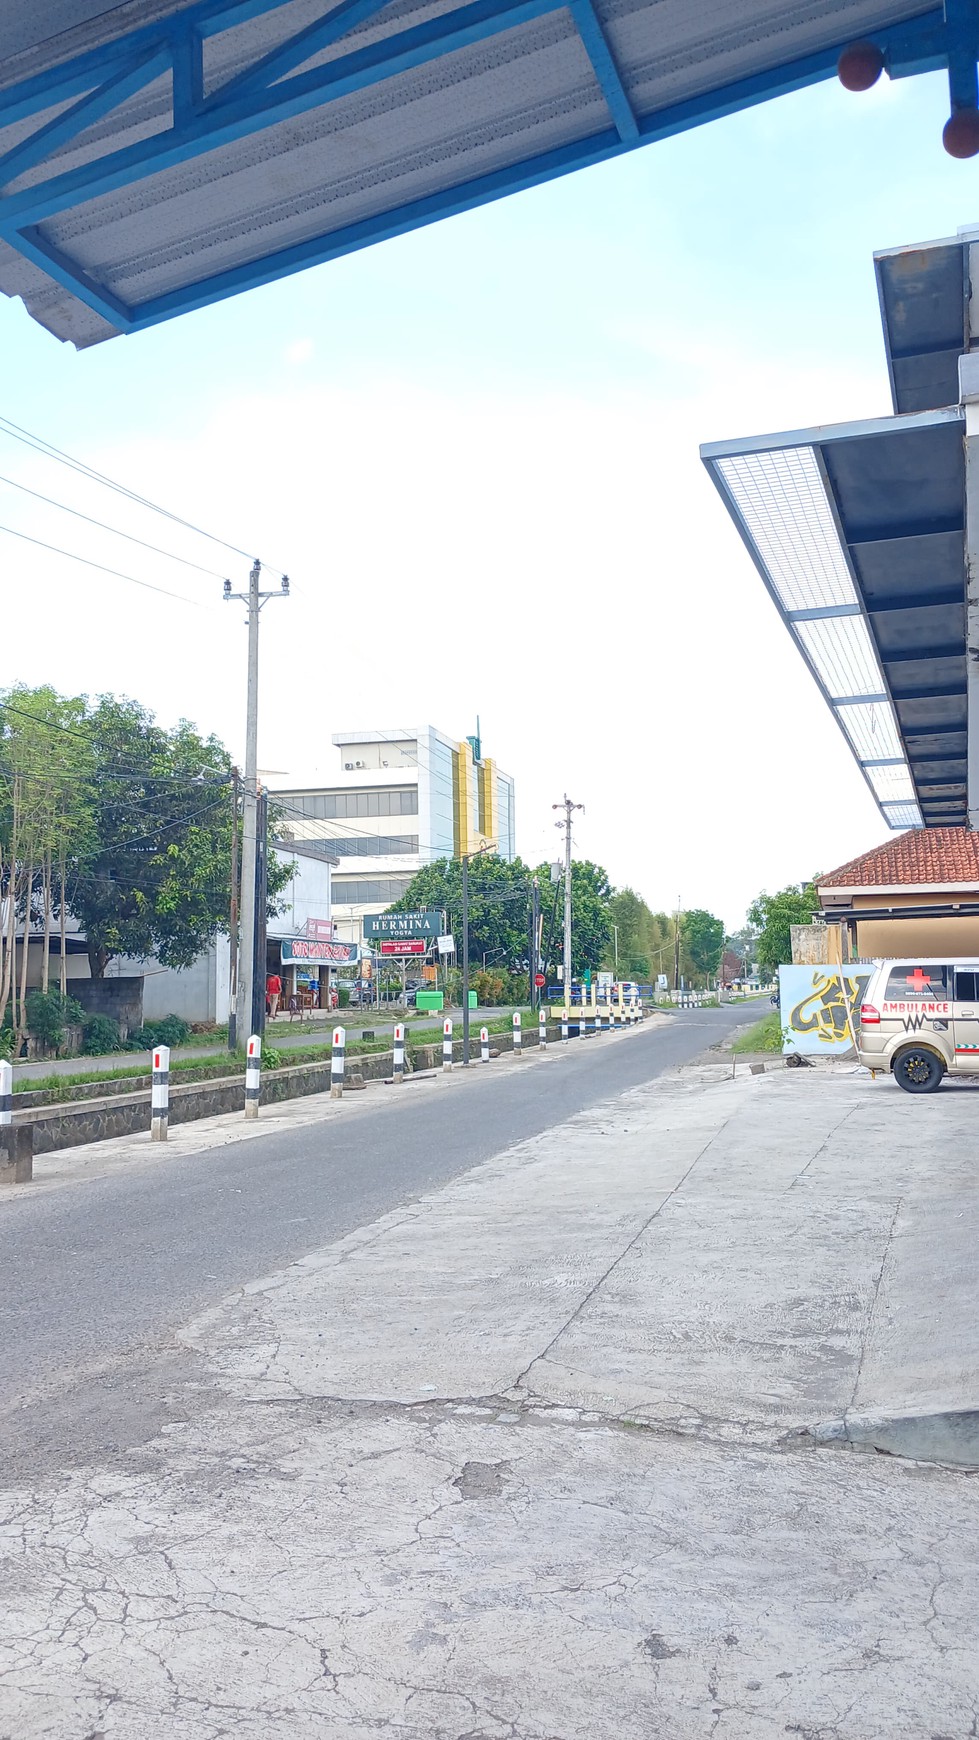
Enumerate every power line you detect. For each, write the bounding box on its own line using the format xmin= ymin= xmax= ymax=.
xmin=0 ymin=411 xmax=286 ymax=577
xmin=0 ymin=469 xmax=232 ymax=580
xmin=0 ymin=521 xmax=211 ymax=607
xmin=0 ymin=700 xmax=233 ymax=784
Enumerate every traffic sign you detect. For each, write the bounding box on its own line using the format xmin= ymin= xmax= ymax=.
xmin=534 ymin=973 xmax=546 ymax=988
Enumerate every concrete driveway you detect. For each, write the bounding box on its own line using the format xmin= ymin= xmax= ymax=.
xmin=1 ymin=1049 xmax=976 ymax=1737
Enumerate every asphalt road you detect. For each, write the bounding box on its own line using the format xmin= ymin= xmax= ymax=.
xmin=0 ymin=1007 xmax=743 ymax=1474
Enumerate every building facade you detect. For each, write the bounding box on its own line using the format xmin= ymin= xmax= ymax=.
xmin=273 ymin=726 xmax=516 ymax=945
xmin=818 ymin=829 xmax=979 ymax=962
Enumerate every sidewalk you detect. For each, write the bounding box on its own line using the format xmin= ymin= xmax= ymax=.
xmin=3 ymin=1059 xmax=977 ymax=1737
xmin=9 ymin=1005 xmax=512 ymax=1081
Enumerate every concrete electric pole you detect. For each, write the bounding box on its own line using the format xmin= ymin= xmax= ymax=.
xmin=224 ymin=560 xmax=289 ymax=1047
xmin=552 ymin=795 xmax=583 ymax=1009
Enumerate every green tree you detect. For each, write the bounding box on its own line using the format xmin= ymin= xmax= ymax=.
xmin=680 ymin=908 xmax=725 ymax=983
xmin=537 ymin=859 xmax=612 ymax=979
xmin=67 ymin=697 xmax=290 ymax=978
xmin=389 ymin=855 xmax=533 ymax=968
xmin=605 ymin=887 xmax=655 ymax=978
xmin=747 ymin=880 xmax=821 ymax=973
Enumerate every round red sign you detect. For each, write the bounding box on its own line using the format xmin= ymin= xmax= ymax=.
xmin=534 ymin=973 xmax=546 ymax=987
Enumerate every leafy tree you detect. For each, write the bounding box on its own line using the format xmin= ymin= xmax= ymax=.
xmin=536 ymin=858 xmax=612 ymax=979
xmin=725 ymin=924 xmax=759 ymax=970
xmin=680 ymin=908 xmax=725 ymax=982
xmin=606 ymin=888 xmax=652 ymax=978
xmin=68 ymin=696 xmax=291 ymax=979
xmin=747 ymin=880 xmax=821 ymax=972
xmin=388 ymin=855 xmax=534 ymax=968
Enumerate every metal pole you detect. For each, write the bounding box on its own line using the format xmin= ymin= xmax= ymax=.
xmin=552 ymin=795 xmax=582 ymax=1020
xmin=462 ymin=850 xmax=470 ymax=1065
xmin=236 ymin=559 xmax=261 ymax=1050
xmin=530 ymin=875 xmax=540 ymax=1011
xmin=251 ymin=785 xmax=269 ymax=1039
xmin=228 ymin=766 xmax=240 ymax=1051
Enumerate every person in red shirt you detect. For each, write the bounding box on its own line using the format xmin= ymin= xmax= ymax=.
xmin=266 ymin=972 xmax=282 ymax=1019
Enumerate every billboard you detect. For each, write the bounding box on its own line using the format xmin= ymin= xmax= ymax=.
xmin=280 ymin=938 xmax=358 ymax=966
xmin=364 ymin=910 xmax=443 ymax=941
xmin=778 ymin=965 xmax=874 ymax=1054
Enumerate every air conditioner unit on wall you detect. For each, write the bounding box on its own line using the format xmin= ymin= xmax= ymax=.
xmin=355 ymin=761 xmax=365 ymax=768
xmin=344 ymin=762 xmax=354 ymax=769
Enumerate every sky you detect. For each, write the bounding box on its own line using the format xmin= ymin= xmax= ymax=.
xmin=0 ymin=60 xmax=976 ymax=930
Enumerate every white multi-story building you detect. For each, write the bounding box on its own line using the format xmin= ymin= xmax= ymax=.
xmin=274 ymin=726 xmax=516 ymax=945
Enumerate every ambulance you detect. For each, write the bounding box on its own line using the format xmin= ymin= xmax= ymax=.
xmin=857 ymin=958 xmax=979 ymax=1093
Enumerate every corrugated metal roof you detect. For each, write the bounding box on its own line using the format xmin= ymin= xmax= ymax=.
xmin=875 ymin=231 xmax=970 ymax=415
xmin=701 ymin=406 xmax=967 ymax=833
xmin=0 ymin=0 xmax=942 ymax=344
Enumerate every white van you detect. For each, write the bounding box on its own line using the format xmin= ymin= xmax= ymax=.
xmin=857 ymin=957 xmax=979 ymax=1092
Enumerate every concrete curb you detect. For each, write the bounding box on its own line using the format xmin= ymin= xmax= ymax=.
xmin=808 ymin=1406 xmax=979 ymax=1469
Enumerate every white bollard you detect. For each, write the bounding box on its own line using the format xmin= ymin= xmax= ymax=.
xmin=561 ymin=1010 xmax=569 ymax=1043
xmin=331 ymin=1025 xmax=345 ymax=1098
xmin=151 ymin=1044 xmax=170 ymax=1140
xmin=513 ymin=1011 xmax=522 ymax=1055
xmin=0 ymin=1059 xmax=12 ymax=1127
xmin=580 ymin=999 xmax=587 ymax=1039
xmin=442 ymin=1017 xmax=453 ymax=1072
xmin=539 ymin=1007 xmax=547 ymax=1049
xmin=393 ymin=1022 xmax=405 ymax=1084
xmin=245 ymin=1035 xmax=261 ymax=1120
xmin=480 ymin=1025 xmax=490 ymax=1063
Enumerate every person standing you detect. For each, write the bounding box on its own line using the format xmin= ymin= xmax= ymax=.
xmin=266 ymin=970 xmax=282 ymax=1020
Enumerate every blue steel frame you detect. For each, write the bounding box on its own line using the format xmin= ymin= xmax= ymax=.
xmin=0 ymin=0 xmax=967 ymax=332
xmin=701 ymin=407 xmax=967 ymax=832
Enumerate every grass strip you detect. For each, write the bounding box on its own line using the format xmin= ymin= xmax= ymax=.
xmin=731 ymin=1010 xmax=783 ymax=1054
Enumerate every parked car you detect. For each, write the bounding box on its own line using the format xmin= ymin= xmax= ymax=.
xmin=857 ymin=956 xmax=979 ymax=1092
xmin=402 ymin=980 xmax=425 ymax=1007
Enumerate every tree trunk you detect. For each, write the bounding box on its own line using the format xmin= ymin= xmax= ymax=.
xmin=59 ymin=851 xmax=67 ymax=1000
xmin=87 ymin=940 xmax=111 ymax=980
xmin=16 ymin=856 xmax=32 ymax=1042
xmin=41 ymin=850 xmax=52 ymax=994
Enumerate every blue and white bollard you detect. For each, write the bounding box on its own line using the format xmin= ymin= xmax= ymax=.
xmin=480 ymin=1025 xmax=490 ymax=1063
xmin=245 ymin=1034 xmax=261 ymax=1119
xmin=513 ymin=1011 xmax=522 ymax=1056
xmin=539 ymin=1006 xmax=547 ymax=1049
xmin=0 ymin=1059 xmax=11 ymax=1128
xmin=442 ymin=1017 xmax=453 ymax=1072
xmin=393 ymin=1021 xmax=405 ymax=1084
xmin=331 ymin=1025 xmax=345 ymax=1098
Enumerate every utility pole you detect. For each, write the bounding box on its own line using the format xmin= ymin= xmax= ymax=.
xmin=673 ymin=895 xmax=682 ymax=991
xmin=529 ymin=876 xmax=540 ymax=1010
xmin=228 ymin=767 xmax=240 ymax=1051
xmin=462 ymin=850 xmax=471 ymax=1065
xmin=552 ymin=795 xmax=583 ymax=1006
xmin=224 ymin=561 xmax=289 ymax=1048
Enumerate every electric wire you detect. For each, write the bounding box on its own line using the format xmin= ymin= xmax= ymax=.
xmin=0 ymin=469 xmax=232 ymax=580
xmin=0 ymin=411 xmax=286 ymax=577
xmin=0 ymin=521 xmax=211 ymax=606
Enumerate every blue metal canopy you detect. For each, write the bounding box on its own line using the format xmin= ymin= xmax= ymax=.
xmin=701 ymin=407 xmax=967 ymax=833
xmin=875 ymin=229 xmax=973 ymax=414
xmin=0 ymin=0 xmax=966 ymax=345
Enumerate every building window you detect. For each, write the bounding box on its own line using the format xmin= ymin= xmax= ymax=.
xmin=331 ymin=877 xmax=414 ymax=905
xmin=277 ymin=788 xmax=418 ymax=821
xmin=330 ymin=835 xmax=419 ymax=857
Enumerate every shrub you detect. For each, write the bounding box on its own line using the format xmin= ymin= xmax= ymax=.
xmin=262 ymin=1045 xmax=283 ymax=1071
xmin=80 ymin=1013 xmax=123 ymax=1055
xmin=130 ymin=1014 xmax=192 ymax=1051
xmin=25 ymin=988 xmax=84 ymax=1053
xmin=337 ymin=986 xmax=350 ymax=1008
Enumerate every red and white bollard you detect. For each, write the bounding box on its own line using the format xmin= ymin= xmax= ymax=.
xmin=443 ymin=1017 xmax=453 ymax=1072
xmin=331 ymin=1026 xmax=345 ymax=1098
xmin=244 ymin=1035 xmax=261 ymax=1120
xmin=513 ymin=1010 xmax=522 ymax=1056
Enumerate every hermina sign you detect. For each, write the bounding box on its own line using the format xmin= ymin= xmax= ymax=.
xmin=280 ymin=938 xmax=358 ymax=965
xmin=363 ymin=910 xmax=443 ymax=941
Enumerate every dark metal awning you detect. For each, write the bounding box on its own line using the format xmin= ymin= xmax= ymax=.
xmin=701 ymin=406 xmax=967 ymax=833
xmin=875 ymin=229 xmax=974 ymax=415
xmin=0 ymin=0 xmax=950 ymax=345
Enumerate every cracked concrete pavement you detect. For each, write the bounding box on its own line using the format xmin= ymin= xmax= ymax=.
xmin=2 ymin=1056 xmax=978 ymax=1737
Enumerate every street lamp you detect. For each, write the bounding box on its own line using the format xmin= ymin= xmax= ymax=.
xmin=461 ymin=841 xmax=496 ymax=1065
xmin=481 ymin=947 xmax=506 ymax=970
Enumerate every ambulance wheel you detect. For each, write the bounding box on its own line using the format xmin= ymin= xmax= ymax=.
xmin=892 ymin=1046 xmax=944 ymax=1093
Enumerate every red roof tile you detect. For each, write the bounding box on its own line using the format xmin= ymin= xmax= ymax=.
xmin=820 ymin=828 xmax=979 ymax=889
